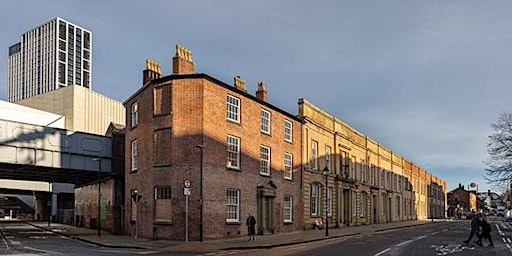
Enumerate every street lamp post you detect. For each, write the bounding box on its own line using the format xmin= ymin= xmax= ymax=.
xmin=323 ymin=166 xmax=329 ymax=237
xmin=196 ymin=144 xmax=204 ymax=242
xmin=93 ymin=158 xmax=101 ymax=237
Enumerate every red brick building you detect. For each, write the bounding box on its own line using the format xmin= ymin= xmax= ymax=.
xmin=447 ymin=184 xmax=477 ymax=217
xmin=123 ymin=45 xmax=303 ymax=240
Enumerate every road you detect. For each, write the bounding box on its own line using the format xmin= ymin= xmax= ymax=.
xmin=0 ymin=222 xmax=165 ymax=255
xmin=1 ymin=219 xmax=512 ymax=256
xmin=232 ymin=218 xmax=512 ymax=256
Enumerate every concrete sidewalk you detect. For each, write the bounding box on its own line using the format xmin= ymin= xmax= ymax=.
xmin=26 ymin=219 xmax=446 ymax=253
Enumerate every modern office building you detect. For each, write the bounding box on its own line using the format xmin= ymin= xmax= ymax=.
xmin=15 ymin=85 xmax=125 ymax=136
xmin=8 ymin=17 xmax=92 ymax=102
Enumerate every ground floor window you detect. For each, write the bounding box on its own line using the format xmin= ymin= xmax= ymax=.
xmin=226 ymin=189 xmax=240 ymax=222
xmin=310 ymin=183 xmax=321 ymax=216
xmin=154 ymin=186 xmax=171 ymax=221
xmin=284 ymin=196 xmax=293 ymax=222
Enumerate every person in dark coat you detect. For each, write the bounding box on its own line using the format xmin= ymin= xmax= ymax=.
xmin=463 ymin=212 xmax=482 ymax=246
xmin=478 ymin=214 xmax=494 ymax=247
xmin=246 ymin=213 xmax=256 ymax=242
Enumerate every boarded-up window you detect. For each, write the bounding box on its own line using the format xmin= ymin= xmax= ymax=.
xmin=154 ymin=128 xmax=171 ymax=165
xmin=155 ymin=186 xmax=172 ymax=221
xmin=154 ymin=85 xmax=171 ymax=115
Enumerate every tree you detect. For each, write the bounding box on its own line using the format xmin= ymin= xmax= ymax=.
xmin=485 ymin=112 xmax=512 ymax=188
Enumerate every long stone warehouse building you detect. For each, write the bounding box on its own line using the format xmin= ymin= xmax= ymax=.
xmin=123 ymin=45 xmax=446 ymax=240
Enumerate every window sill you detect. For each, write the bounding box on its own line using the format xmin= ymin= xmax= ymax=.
xmin=226 ymin=221 xmax=241 ymax=225
xmin=153 ymin=220 xmax=172 ymax=225
xmin=154 ymin=163 xmax=172 ymax=168
xmin=284 ymin=221 xmax=293 ymax=224
xmin=227 ymin=166 xmax=241 ymax=172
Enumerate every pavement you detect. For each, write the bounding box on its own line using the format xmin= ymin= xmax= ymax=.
xmin=24 ymin=219 xmax=447 ymax=254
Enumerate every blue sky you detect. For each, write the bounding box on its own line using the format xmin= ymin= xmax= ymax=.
xmin=1 ymin=0 xmax=512 ymax=193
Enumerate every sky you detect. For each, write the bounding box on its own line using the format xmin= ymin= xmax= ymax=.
xmin=1 ymin=0 xmax=511 ymax=194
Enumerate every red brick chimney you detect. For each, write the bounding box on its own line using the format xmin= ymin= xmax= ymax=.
xmin=172 ymin=45 xmax=195 ymax=74
xmin=143 ymin=59 xmax=162 ymax=85
xmin=234 ymin=76 xmax=247 ymax=92
xmin=256 ymin=81 xmax=267 ymax=102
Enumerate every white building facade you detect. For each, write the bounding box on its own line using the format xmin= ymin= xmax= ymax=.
xmin=8 ymin=17 xmax=92 ymax=102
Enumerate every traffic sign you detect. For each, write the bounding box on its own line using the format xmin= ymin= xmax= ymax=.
xmin=184 ymin=179 xmax=191 ymax=188
xmin=184 ymin=187 xmax=191 ymax=196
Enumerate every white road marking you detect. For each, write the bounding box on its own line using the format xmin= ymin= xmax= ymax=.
xmin=396 ymin=240 xmax=413 ymax=247
xmin=415 ymin=235 xmax=427 ymax=240
xmin=24 ymin=246 xmax=63 ymax=255
xmin=374 ymin=248 xmax=390 ymax=256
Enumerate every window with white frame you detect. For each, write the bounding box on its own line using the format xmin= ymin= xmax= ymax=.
xmin=260 ymin=109 xmax=270 ymax=134
xmin=226 ymin=189 xmax=240 ymax=222
xmin=227 ymin=135 xmax=240 ymax=168
xmin=327 ymin=187 xmax=333 ymax=216
xmin=381 ymin=169 xmax=385 ymax=189
xmin=360 ymin=159 xmax=365 ymax=182
xmin=284 ymin=153 xmax=293 ymax=180
xmin=393 ymin=174 xmax=397 ymax=191
xmin=310 ymin=183 xmax=321 ymax=216
xmin=131 ymin=139 xmax=138 ymax=171
xmin=154 ymin=186 xmax=171 ymax=221
xmin=371 ymin=165 xmax=376 ymax=186
xmin=131 ymin=102 xmax=138 ymax=127
xmin=284 ymin=196 xmax=293 ymax=222
xmin=284 ymin=120 xmax=292 ymax=142
xmin=260 ymin=145 xmax=270 ymax=175
xmin=226 ymin=95 xmax=240 ymax=122
xmin=325 ymin=146 xmax=331 ymax=171
xmin=380 ymin=194 xmax=385 ymax=215
xmin=396 ymin=196 xmax=401 ymax=217
xmin=352 ymin=191 xmax=357 ymax=216
xmin=342 ymin=151 xmax=349 ymax=176
xmin=311 ymin=140 xmax=318 ymax=171
xmin=351 ymin=156 xmax=356 ymax=179
xmin=360 ymin=192 xmax=366 ymax=217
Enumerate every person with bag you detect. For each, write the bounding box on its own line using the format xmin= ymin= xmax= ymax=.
xmin=478 ymin=214 xmax=494 ymax=247
xmin=463 ymin=212 xmax=482 ymax=246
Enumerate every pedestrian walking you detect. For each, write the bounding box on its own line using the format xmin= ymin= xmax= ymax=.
xmin=463 ymin=212 xmax=482 ymax=246
xmin=478 ymin=214 xmax=494 ymax=247
xmin=246 ymin=213 xmax=256 ymax=242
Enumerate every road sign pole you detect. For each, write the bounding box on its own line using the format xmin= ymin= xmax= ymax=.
xmin=185 ymin=193 xmax=189 ymax=242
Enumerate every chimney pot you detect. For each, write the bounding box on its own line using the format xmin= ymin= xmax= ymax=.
xmin=234 ymin=76 xmax=247 ymax=92
xmin=256 ymin=81 xmax=268 ymax=102
xmin=143 ymin=59 xmax=162 ymax=85
xmin=172 ymin=44 xmax=195 ymax=74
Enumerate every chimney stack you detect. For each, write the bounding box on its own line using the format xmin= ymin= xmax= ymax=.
xmin=172 ymin=44 xmax=195 ymax=74
xmin=256 ymin=81 xmax=267 ymax=102
xmin=234 ymin=76 xmax=247 ymax=92
xmin=143 ymin=59 xmax=162 ymax=85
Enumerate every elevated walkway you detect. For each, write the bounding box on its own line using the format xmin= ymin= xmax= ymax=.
xmin=0 ymin=119 xmax=111 ymax=185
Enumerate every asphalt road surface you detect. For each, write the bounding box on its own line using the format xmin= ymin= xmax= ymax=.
xmin=231 ymin=218 xmax=512 ymax=256
xmin=0 ymin=222 xmax=164 ymax=255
